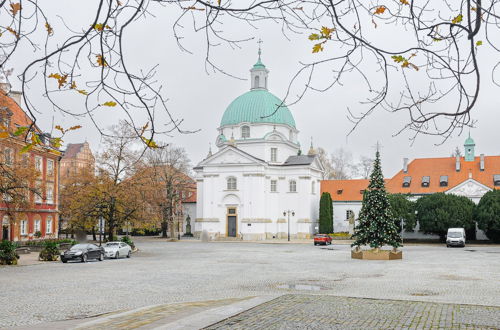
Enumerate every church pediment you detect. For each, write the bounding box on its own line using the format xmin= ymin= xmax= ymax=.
xmin=198 ymin=146 xmax=265 ymax=167
xmin=446 ymin=179 xmax=491 ymax=198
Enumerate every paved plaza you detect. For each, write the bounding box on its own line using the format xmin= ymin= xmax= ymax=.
xmin=1 ymin=239 xmax=500 ymax=328
xmin=206 ymin=295 xmax=500 ymax=329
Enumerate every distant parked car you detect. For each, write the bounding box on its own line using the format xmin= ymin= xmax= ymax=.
xmin=314 ymin=234 xmax=332 ymax=246
xmin=446 ymin=228 xmax=466 ymax=247
xmin=60 ymin=243 xmax=105 ymax=263
xmin=104 ymin=242 xmax=132 ymax=259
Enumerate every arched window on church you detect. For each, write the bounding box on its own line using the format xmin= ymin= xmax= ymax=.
xmin=289 ymin=180 xmax=297 ymax=192
xmin=254 ymin=75 xmax=260 ymax=88
xmin=241 ymin=126 xmax=250 ymax=138
xmin=227 ymin=177 xmax=237 ymax=190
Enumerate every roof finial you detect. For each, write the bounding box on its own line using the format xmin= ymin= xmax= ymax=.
xmin=207 ymin=142 xmax=212 ymax=158
xmin=308 ymin=137 xmax=316 ymax=156
xmin=257 ymin=38 xmax=263 ymax=60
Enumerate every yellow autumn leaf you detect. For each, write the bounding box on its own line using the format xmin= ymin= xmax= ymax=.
xmin=6 ymin=27 xmax=19 ymax=39
xmin=321 ymin=26 xmax=333 ymax=38
xmin=77 ymin=89 xmax=88 ymax=95
xmin=476 ymin=40 xmax=483 ymax=46
xmin=400 ymin=0 xmax=409 ymax=4
xmin=308 ymin=33 xmax=320 ymax=41
xmin=102 ymin=101 xmax=117 ymax=107
xmin=68 ymin=125 xmax=82 ymax=131
xmin=0 ymin=131 xmax=9 ymax=139
xmin=141 ymin=136 xmax=158 ymax=148
xmin=96 ymin=54 xmax=107 ymax=67
xmin=55 ymin=125 xmax=65 ymax=133
xmin=45 ymin=22 xmax=54 ymax=36
xmin=10 ymin=3 xmax=21 ymax=16
xmin=20 ymin=144 xmax=34 ymax=154
xmin=93 ymin=23 xmax=104 ymax=31
xmin=70 ymin=81 xmax=77 ymax=89
xmin=452 ymin=14 xmax=463 ymax=24
xmin=374 ymin=6 xmax=386 ymax=15
xmin=312 ymin=43 xmax=323 ymax=53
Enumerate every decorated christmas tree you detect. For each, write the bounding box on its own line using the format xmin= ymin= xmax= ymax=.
xmin=352 ymin=149 xmax=402 ymax=249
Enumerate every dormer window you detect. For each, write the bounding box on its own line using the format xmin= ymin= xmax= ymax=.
xmin=494 ymin=175 xmax=500 ymax=186
xmin=241 ymin=126 xmax=250 ymax=139
xmin=421 ymin=176 xmax=430 ymax=187
xmin=440 ymin=176 xmax=448 ymax=187
xmin=360 ymin=190 xmax=365 ymax=194
xmin=402 ymin=176 xmax=411 ymax=187
xmin=337 ymin=189 xmax=343 ymax=195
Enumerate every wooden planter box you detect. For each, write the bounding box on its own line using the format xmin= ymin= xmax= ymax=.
xmin=351 ymin=249 xmax=402 ymax=260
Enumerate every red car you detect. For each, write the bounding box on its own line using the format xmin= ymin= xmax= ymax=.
xmin=314 ymin=234 xmax=332 ymax=246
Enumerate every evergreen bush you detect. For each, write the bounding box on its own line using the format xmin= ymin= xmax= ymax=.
xmin=319 ymin=192 xmax=333 ymax=233
xmin=39 ymin=241 xmax=60 ymax=261
xmin=475 ymin=190 xmax=500 ymax=243
xmin=120 ymin=236 xmax=135 ymax=249
xmin=0 ymin=240 xmax=20 ymax=265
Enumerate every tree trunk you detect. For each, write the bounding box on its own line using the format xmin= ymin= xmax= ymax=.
xmin=161 ymin=221 xmax=168 ymax=238
xmin=92 ymin=227 xmax=97 ymax=241
xmin=169 ymin=219 xmax=175 ymax=240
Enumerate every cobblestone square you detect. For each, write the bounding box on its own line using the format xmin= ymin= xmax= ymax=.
xmin=1 ymin=239 xmax=499 ymax=328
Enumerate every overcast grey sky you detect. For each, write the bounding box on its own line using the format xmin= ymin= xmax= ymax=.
xmin=7 ymin=1 xmax=500 ymax=177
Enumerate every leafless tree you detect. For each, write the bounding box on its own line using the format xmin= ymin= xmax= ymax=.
xmin=1 ymin=0 xmax=499 ymax=144
xmin=355 ymin=156 xmax=374 ymax=179
xmin=143 ymin=144 xmax=192 ymax=238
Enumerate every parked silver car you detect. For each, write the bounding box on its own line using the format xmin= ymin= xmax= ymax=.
xmin=103 ymin=242 xmax=132 ymax=259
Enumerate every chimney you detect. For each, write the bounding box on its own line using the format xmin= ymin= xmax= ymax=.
xmin=480 ymin=154 xmax=485 ymax=171
xmin=0 ymin=82 xmax=11 ymax=94
xmin=456 ymin=155 xmax=461 ymax=172
xmin=403 ymin=158 xmax=408 ymax=173
xmin=8 ymin=90 xmax=22 ymax=106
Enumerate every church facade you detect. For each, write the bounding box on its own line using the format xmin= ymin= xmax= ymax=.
xmin=193 ymin=53 xmax=323 ymax=240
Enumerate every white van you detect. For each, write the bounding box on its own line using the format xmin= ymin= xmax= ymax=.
xmin=446 ymin=228 xmax=466 ymax=247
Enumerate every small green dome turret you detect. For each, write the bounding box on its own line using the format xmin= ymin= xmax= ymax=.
xmin=464 ymin=133 xmax=476 ymax=162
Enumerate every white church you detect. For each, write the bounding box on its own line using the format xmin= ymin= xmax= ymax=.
xmin=193 ymin=51 xmax=324 ymax=240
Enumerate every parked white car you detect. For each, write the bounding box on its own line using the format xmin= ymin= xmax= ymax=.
xmin=446 ymin=228 xmax=466 ymax=247
xmin=104 ymin=242 xmax=132 ymax=259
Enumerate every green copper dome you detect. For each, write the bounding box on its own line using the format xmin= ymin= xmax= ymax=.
xmin=464 ymin=135 xmax=475 ymax=146
xmin=220 ymin=89 xmax=296 ymax=128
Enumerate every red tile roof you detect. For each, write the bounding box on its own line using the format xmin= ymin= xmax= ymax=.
xmin=322 ymin=156 xmax=500 ymax=201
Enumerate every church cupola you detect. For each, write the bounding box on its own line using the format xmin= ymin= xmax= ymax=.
xmin=464 ymin=133 xmax=475 ymax=162
xmin=250 ymin=40 xmax=269 ymax=90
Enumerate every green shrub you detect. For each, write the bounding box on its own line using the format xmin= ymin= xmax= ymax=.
xmin=34 ymin=231 xmax=42 ymax=238
xmin=120 ymin=236 xmax=135 ymax=249
xmin=475 ymin=190 xmax=500 ymax=243
xmin=23 ymin=239 xmax=76 ymax=247
xmin=0 ymin=240 xmax=20 ymax=265
xmin=39 ymin=241 xmax=60 ymax=261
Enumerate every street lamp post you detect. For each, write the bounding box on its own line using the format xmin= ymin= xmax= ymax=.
xmin=283 ymin=210 xmax=295 ymax=242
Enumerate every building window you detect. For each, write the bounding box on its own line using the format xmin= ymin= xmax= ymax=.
xmin=4 ymin=148 xmax=13 ymax=165
xmin=46 ymin=217 xmax=52 ymax=234
xmin=311 ymin=181 xmax=315 ymax=194
xmin=241 ymin=126 xmax=250 ymax=138
xmin=270 ymin=180 xmax=277 ymax=192
xmin=271 ymin=148 xmax=277 ymax=162
xmin=35 ymin=181 xmax=42 ymax=204
xmin=254 ymin=75 xmax=260 ymax=87
xmin=228 ymin=208 xmax=236 ymax=215
xmin=289 ymin=180 xmax=297 ymax=192
xmin=494 ymin=175 xmax=500 ymax=186
xmin=346 ymin=210 xmax=354 ymax=221
xmin=439 ymin=175 xmax=448 ymax=187
xmin=337 ymin=189 xmax=343 ymax=195
xmin=34 ymin=219 xmax=41 ymax=233
xmin=227 ymin=177 xmax=237 ymax=190
xmin=402 ymin=176 xmax=411 ymax=187
xmin=35 ymin=156 xmax=43 ymax=173
xmin=20 ymin=220 xmax=28 ymax=235
xmin=46 ymin=185 xmax=54 ymax=204
xmin=421 ymin=176 xmax=430 ymax=187
xmin=47 ymin=159 xmax=54 ymax=176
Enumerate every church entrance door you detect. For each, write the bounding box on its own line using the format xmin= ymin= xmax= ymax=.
xmin=227 ymin=207 xmax=237 ymax=237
